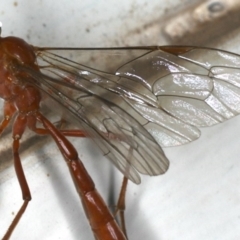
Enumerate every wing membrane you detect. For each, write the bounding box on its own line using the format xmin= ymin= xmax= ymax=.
xmin=14 ymin=46 xmax=240 ymax=183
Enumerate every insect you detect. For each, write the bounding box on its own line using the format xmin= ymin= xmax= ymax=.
xmin=1 ymin=25 xmax=240 ymax=239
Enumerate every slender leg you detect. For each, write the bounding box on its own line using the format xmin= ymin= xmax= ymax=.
xmin=52 ymin=118 xmax=85 ymax=136
xmin=2 ymin=114 xmax=32 ymax=240
xmin=29 ymin=126 xmax=87 ymax=137
xmin=115 ymin=176 xmax=129 ymax=238
xmin=27 ymin=115 xmax=87 ymax=137
xmin=56 ymin=129 xmax=87 ymax=137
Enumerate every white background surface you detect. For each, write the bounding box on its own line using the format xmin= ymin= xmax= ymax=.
xmin=1 ymin=1 xmax=240 ymax=240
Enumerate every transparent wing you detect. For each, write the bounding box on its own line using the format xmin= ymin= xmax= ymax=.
xmin=114 ymin=46 xmax=240 ymax=145
xmin=15 ymin=46 xmax=240 ymax=183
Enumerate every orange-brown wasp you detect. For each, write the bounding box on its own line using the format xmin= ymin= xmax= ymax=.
xmin=1 ymin=24 xmax=240 ymax=239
